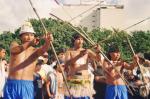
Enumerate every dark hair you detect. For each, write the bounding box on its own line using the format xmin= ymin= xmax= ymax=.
xmin=108 ymin=44 xmax=119 ymax=53
xmin=58 ymin=48 xmax=66 ymax=54
xmin=36 ymin=60 xmax=44 ymax=66
xmin=71 ymin=33 xmax=83 ymax=45
xmin=107 ymin=43 xmax=120 ymax=60
xmin=53 ymin=59 xmax=64 ymax=70
xmin=144 ymin=52 xmax=150 ymax=60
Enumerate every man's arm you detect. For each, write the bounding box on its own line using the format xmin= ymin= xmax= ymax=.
xmin=10 ymin=41 xmax=33 ymax=54
xmin=65 ymin=51 xmax=82 ymax=66
xmin=11 ymin=33 xmax=53 ymax=71
xmin=35 ymin=33 xmax=53 ymax=58
xmin=88 ymin=49 xmax=104 ymax=65
xmin=46 ymin=80 xmax=53 ymax=98
xmin=64 ymin=49 xmax=88 ymax=67
xmin=123 ymin=55 xmax=138 ymax=70
xmin=122 ymin=62 xmax=135 ymax=70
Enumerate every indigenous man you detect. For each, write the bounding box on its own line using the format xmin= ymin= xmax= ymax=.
xmin=4 ymin=21 xmax=53 ymax=99
xmin=103 ymin=44 xmax=137 ymax=99
xmin=64 ymin=33 xmax=102 ymax=99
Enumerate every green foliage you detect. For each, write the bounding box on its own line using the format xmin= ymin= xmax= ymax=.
xmin=89 ymin=28 xmax=133 ymax=61
xmin=0 ymin=18 xmax=150 ymax=62
xmin=131 ymin=31 xmax=150 ymax=53
xmin=0 ymin=31 xmax=20 ymax=60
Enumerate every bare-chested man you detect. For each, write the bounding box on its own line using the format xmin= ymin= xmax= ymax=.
xmin=4 ymin=21 xmax=53 ymax=99
xmin=64 ymin=33 xmax=102 ymax=99
xmin=103 ymin=44 xmax=136 ymax=99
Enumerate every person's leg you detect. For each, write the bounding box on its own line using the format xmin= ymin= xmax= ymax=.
xmin=118 ymin=85 xmax=128 ymax=99
xmin=34 ymin=74 xmax=43 ymax=99
xmin=105 ymin=85 xmax=116 ymax=99
xmin=4 ymin=79 xmax=34 ymax=99
xmin=21 ymin=80 xmax=34 ymax=99
xmin=4 ymin=79 xmax=20 ymax=99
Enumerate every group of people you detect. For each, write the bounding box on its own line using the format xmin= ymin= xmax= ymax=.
xmin=0 ymin=21 xmax=150 ymax=99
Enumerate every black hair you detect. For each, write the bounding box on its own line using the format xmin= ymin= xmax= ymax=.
xmin=144 ymin=52 xmax=150 ymax=60
xmin=36 ymin=60 xmax=44 ymax=66
xmin=107 ymin=43 xmax=120 ymax=60
xmin=58 ymin=48 xmax=66 ymax=54
xmin=71 ymin=33 xmax=83 ymax=45
xmin=53 ymin=59 xmax=64 ymax=70
xmin=108 ymin=43 xmax=119 ymax=53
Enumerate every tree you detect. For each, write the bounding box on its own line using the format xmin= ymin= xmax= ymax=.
xmin=0 ymin=18 xmax=149 ymax=61
xmin=131 ymin=31 xmax=150 ymax=53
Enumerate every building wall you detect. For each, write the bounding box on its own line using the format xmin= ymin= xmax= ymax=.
xmin=100 ymin=8 xmax=125 ymax=29
xmin=51 ymin=5 xmax=124 ymax=31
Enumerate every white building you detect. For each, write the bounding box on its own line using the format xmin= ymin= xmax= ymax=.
xmin=51 ymin=2 xmax=125 ymax=31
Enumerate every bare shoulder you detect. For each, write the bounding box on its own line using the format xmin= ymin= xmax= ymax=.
xmin=10 ymin=41 xmax=19 ymax=48
xmin=65 ymin=48 xmax=73 ymax=54
xmin=86 ymin=49 xmax=93 ymax=53
xmin=67 ymin=48 xmax=74 ymax=52
xmin=86 ymin=49 xmax=96 ymax=56
xmin=103 ymin=59 xmax=109 ymax=67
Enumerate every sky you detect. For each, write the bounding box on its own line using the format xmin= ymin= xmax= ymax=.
xmin=0 ymin=0 xmax=59 ymax=32
xmin=123 ymin=0 xmax=150 ymax=31
xmin=0 ymin=0 xmax=150 ymax=32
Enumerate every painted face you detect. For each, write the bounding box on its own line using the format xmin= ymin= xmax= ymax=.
xmin=0 ymin=49 xmax=6 ymax=59
xmin=74 ymin=37 xmax=84 ymax=48
xmin=110 ymin=51 xmax=121 ymax=61
xmin=20 ymin=33 xmax=35 ymax=43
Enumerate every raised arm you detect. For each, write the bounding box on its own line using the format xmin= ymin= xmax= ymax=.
xmin=35 ymin=33 xmax=53 ymax=57
xmin=121 ymin=55 xmax=139 ymax=70
xmin=10 ymin=41 xmax=33 ymax=54
xmin=65 ymin=49 xmax=83 ymax=66
xmin=88 ymin=49 xmax=104 ymax=66
xmin=121 ymin=61 xmax=135 ymax=70
xmin=10 ymin=33 xmax=53 ymax=72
